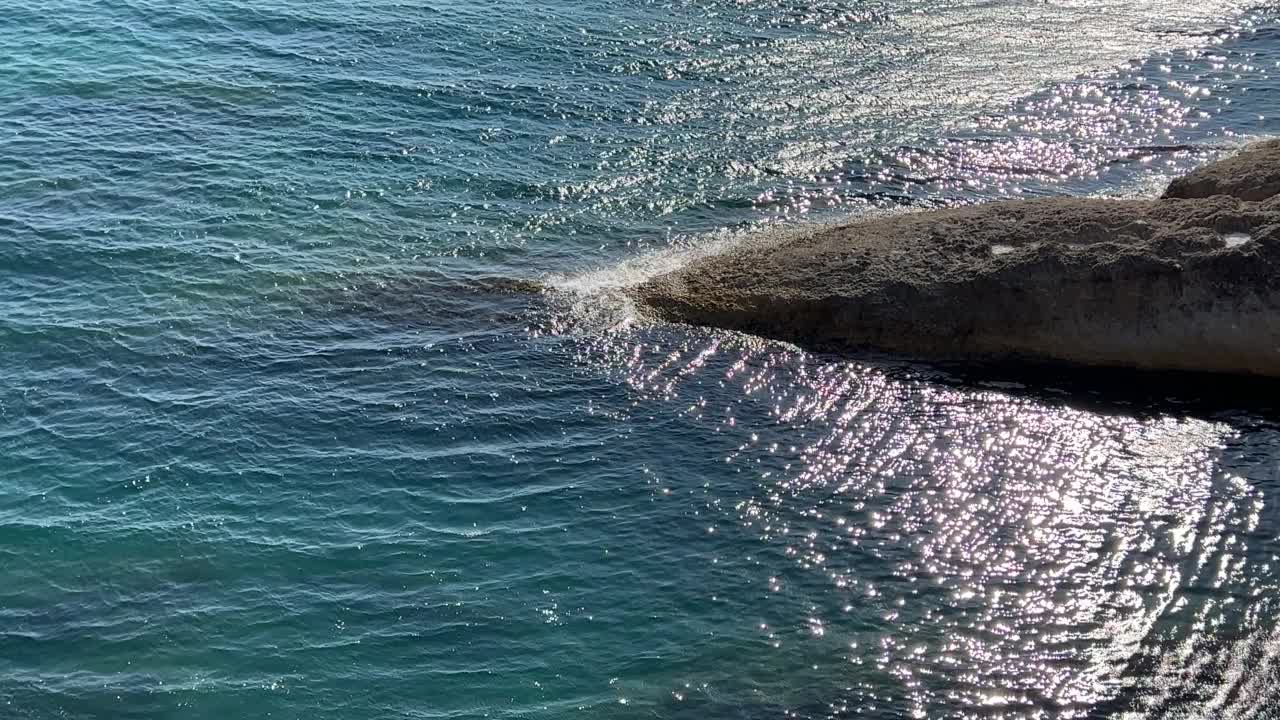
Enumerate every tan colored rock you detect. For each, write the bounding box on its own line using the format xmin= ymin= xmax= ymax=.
xmin=633 ymin=142 xmax=1280 ymax=377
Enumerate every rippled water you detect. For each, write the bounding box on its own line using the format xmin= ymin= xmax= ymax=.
xmin=4 ymin=1 xmax=1280 ymax=718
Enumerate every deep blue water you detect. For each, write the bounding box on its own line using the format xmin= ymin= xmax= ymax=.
xmin=5 ymin=1 xmax=1280 ymax=718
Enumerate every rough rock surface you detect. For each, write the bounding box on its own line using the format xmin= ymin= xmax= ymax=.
xmin=633 ymin=142 xmax=1280 ymax=376
xmin=1164 ymin=139 xmax=1280 ymax=201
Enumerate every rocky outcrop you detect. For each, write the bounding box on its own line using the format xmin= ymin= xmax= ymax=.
xmin=633 ymin=141 xmax=1280 ymax=377
xmin=1164 ymin=139 xmax=1280 ymax=201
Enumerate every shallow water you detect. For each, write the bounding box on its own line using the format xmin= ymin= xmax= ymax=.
xmin=4 ymin=1 xmax=1280 ymax=718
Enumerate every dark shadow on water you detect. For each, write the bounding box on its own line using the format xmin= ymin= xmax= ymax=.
xmin=808 ymin=348 xmax=1280 ymax=425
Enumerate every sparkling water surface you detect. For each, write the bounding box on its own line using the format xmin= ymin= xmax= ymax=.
xmin=4 ymin=1 xmax=1280 ymax=718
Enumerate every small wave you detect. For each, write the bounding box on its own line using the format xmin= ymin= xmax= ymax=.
xmin=542 ymin=219 xmax=848 ymax=335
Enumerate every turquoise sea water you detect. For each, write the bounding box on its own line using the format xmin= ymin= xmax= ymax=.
xmin=5 ymin=1 xmax=1280 ymax=718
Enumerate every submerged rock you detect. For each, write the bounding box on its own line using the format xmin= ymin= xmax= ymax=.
xmin=633 ymin=141 xmax=1280 ymax=377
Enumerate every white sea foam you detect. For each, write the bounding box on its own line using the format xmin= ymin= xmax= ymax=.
xmin=541 ymin=212 xmax=898 ymax=335
xmin=541 ymin=221 xmax=809 ymax=332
